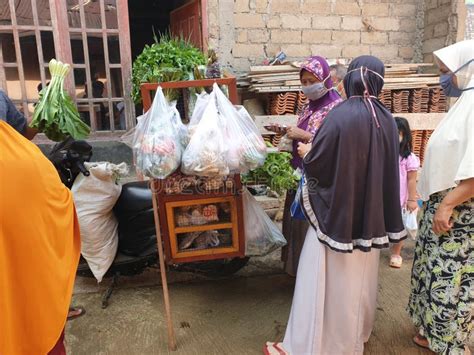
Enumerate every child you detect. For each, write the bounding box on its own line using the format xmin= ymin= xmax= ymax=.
xmin=390 ymin=117 xmax=420 ymax=268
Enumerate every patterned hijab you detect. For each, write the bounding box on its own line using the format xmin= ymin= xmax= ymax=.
xmin=292 ymin=56 xmax=342 ymax=169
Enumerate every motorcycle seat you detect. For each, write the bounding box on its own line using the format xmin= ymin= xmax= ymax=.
xmin=115 ymin=181 xmax=153 ymax=215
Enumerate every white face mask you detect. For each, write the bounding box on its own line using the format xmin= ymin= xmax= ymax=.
xmin=302 ymin=76 xmax=331 ymax=101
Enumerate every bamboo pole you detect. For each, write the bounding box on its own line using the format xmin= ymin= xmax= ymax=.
xmin=151 ymin=180 xmax=177 ymax=351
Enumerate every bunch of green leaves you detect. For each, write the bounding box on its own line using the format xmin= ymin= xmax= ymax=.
xmin=32 ymin=59 xmax=90 ymax=142
xmin=132 ymin=34 xmax=206 ymax=103
xmin=242 ymin=145 xmax=299 ymax=195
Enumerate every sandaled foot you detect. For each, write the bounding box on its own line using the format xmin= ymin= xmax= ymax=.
xmin=67 ymin=306 xmax=86 ymax=321
xmin=263 ymin=342 xmax=288 ymax=355
xmin=413 ymin=335 xmax=430 ymax=349
xmin=389 ymin=255 xmax=403 ymax=268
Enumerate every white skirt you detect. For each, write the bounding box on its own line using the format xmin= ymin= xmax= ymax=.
xmin=282 ymin=227 xmax=381 ymax=355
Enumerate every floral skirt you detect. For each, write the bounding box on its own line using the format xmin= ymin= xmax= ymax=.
xmin=407 ymin=190 xmax=474 ymax=354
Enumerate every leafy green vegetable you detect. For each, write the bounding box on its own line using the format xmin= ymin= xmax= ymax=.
xmin=32 ymin=59 xmax=90 ymax=141
xmin=242 ymin=145 xmax=299 ymax=195
xmin=131 ymin=34 xmax=206 ymax=103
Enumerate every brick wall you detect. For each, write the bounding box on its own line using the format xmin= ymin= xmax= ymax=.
xmin=422 ymin=0 xmax=463 ymax=62
xmin=207 ymin=0 xmax=422 ymax=73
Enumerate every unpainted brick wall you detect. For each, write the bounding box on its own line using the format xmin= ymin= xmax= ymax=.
xmin=422 ymin=0 xmax=463 ymax=63
xmin=208 ymin=0 xmax=422 ymax=73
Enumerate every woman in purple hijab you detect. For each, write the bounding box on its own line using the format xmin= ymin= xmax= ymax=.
xmin=281 ymin=56 xmax=342 ymax=276
xmin=265 ymin=55 xmax=405 ymax=355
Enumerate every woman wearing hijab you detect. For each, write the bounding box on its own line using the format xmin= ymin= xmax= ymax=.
xmin=265 ymin=55 xmax=405 ymax=355
xmin=408 ymin=40 xmax=473 ymax=354
xmin=279 ymin=56 xmax=342 ymax=276
xmin=0 ymin=121 xmax=81 ymax=354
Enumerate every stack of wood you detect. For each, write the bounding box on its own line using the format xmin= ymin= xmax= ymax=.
xmin=267 ymin=92 xmax=299 ymax=115
xmin=243 ymin=65 xmax=302 ymax=93
xmin=410 ymin=88 xmax=430 ymax=113
xmin=429 ymin=88 xmax=448 ymax=112
xmin=392 ymin=90 xmax=410 ymax=113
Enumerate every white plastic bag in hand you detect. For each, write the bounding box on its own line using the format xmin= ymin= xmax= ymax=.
xmin=402 ymin=208 xmax=418 ymax=240
xmin=243 ymin=189 xmax=287 ymax=256
xmin=181 ymin=89 xmax=229 ymax=176
xmin=72 ymin=162 xmax=129 ymax=282
xmin=135 ymin=87 xmax=182 ymax=179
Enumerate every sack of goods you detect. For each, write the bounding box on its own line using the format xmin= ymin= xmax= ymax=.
xmin=134 ymin=87 xmax=184 ymax=179
xmin=72 ymin=162 xmax=129 ymax=282
xmin=243 ymin=189 xmax=287 ymax=256
xmin=182 ymin=83 xmax=267 ymax=176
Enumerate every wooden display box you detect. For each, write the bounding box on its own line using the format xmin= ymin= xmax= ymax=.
xmin=152 ymin=175 xmax=245 ymax=264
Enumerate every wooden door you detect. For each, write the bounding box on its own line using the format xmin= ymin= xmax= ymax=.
xmin=170 ymin=0 xmax=202 ymax=49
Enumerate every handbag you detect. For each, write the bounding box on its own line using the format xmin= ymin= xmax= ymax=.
xmin=290 ymin=174 xmax=306 ymax=220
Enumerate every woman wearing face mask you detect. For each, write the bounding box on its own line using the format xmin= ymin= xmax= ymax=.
xmin=279 ymin=56 xmax=342 ymax=277
xmin=265 ymin=55 xmax=404 ymax=355
xmin=408 ymin=40 xmax=474 ymax=354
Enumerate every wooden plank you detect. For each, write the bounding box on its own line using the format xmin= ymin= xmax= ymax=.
xmin=403 ymin=113 xmax=445 ymax=130
xmin=99 ymin=0 xmax=114 ymax=131
xmin=8 ymin=0 xmax=29 ymax=116
xmin=174 ymin=223 xmax=234 ymax=234
xmin=78 ymin=0 xmax=96 ymax=131
xmin=50 ymin=0 xmax=74 ymax=96
xmin=31 ymin=0 xmax=46 ymax=93
xmin=249 ymin=65 xmax=300 ymax=74
xmin=254 ymin=115 xmax=298 ymax=134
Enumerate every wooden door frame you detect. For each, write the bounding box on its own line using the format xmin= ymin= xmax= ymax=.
xmin=200 ymin=0 xmax=208 ymax=52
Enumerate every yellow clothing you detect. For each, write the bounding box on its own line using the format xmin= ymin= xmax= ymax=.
xmin=0 ymin=121 xmax=80 ymax=354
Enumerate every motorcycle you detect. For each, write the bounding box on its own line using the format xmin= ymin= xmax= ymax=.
xmin=48 ymin=138 xmax=249 ymax=308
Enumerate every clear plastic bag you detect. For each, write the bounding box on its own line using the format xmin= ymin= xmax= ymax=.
xmin=243 ymin=189 xmax=287 ymax=257
xmin=181 ymin=89 xmax=230 ymax=176
xmin=215 ymin=85 xmax=267 ymax=174
xmin=402 ymin=208 xmax=418 ymax=240
xmin=135 ymin=87 xmax=182 ymax=179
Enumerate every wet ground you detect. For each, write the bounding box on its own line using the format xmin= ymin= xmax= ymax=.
xmin=66 ymin=239 xmax=444 ymax=355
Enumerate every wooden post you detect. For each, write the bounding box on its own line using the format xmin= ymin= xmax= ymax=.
xmin=151 ymin=180 xmax=177 ymax=351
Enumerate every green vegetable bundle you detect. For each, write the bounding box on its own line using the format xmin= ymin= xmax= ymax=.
xmin=242 ymin=143 xmax=299 ymax=195
xmin=131 ymin=35 xmax=206 ymax=103
xmin=32 ymin=59 xmax=90 ymax=141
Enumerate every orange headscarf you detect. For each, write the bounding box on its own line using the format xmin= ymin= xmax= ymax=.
xmin=0 ymin=121 xmax=80 ymax=354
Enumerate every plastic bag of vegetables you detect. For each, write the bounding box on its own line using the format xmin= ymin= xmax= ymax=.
xmin=134 ymin=86 xmax=183 ymax=179
xmin=32 ymin=59 xmax=90 ymax=141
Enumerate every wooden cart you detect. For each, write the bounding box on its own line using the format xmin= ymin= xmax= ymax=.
xmin=141 ymin=77 xmax=245 ymax=265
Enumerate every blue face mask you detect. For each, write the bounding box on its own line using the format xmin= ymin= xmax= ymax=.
xmin=439 ymin=59 xmax=474 ymax=97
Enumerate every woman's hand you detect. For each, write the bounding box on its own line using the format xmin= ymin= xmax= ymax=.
xmin=286 ymin=126 xmax=311 ymax=141
xmin=407 ymin=200 xmax=418 ymax=212
xmin=432 ymin=203 xmax=454 ymax=235
xmin=297 ymin=142 xmax=311 ymax=158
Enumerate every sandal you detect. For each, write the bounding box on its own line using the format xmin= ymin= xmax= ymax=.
xmin=389 ymin=255 xmax=403 ymax=269
xmin=67 ymin=306 xmax=86 ymax=321
xmin=263 ymin=342 xmax=288 ymax=355
xmin=413 ymin=335 xmax=430 ymax=349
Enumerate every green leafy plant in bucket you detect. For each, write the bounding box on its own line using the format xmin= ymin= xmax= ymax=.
xmin=131 ymin=34 xmax=206 ymax=103
xmin=242 ymin=144 xmax=299 ymax=195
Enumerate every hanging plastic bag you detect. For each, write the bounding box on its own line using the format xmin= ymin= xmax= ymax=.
xmin=121 ymin=114 xmax=146 ymax=149
xmin=169 ymin=101 xmax=189 ymax=149
xmin=187 ymin=91 xmax=210 ymax=140
xmin=243 ymin=189 xmax=287 ymax=256
xmin=72 ymin=162 xmax=129 ymax=282
xmin=402 ymin=208 xmax=418 ymax=240
xmin=135 ymin=87 xmax=182 ymax=179
xmin=214 ymin=84 xmax=267 ymax=173
xmin=181 ymin=89 xmax=230 ymax=176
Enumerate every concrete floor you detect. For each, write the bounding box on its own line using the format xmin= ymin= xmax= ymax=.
xmin=66 ymin=240 xmax=440 ymax=355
